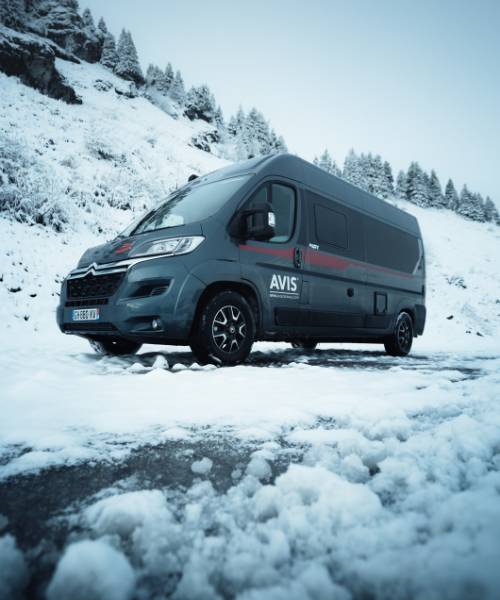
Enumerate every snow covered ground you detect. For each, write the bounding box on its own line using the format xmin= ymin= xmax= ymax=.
xmin=1 ymin=58 xmax=500 ymax=600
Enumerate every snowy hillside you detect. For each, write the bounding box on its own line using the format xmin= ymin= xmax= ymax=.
xmin=1 ymin=56 xmax=499 ymax=351
xmin=1 ymin=49 xmax=500 ymax=600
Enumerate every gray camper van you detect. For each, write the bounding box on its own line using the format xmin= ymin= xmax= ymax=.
xmin=57 ymin=154 xmax=426 ymax=365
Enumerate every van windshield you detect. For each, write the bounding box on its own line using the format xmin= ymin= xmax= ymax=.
xmin=127 ymin=175 xmax=250 ymax=236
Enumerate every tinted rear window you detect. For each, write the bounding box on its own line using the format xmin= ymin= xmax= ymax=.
xmin=314 ymin=204 xmax=348 ymax=249
xmin=365 ymin=217 xmax=419 ymax=273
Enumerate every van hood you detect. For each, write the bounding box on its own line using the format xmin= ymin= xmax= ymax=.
xmin=76 ymin=224 xmax=204 ymax=268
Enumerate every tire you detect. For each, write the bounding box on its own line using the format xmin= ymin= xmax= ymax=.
xmin=384 ymin=312 xmax=413 ymax=356
xmin=89 ymin=338 xmax=142 ymax=356
xmin=190 ymin=291 xmax=255 ymax=365
xmin=291 ymin=340 xmax=318 ymax=351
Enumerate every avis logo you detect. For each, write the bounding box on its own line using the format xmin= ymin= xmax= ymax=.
xmin=270 ymin=274 xmax=298 ymax=293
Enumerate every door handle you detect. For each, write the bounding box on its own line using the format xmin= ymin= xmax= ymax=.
xmin=294 ymin=247 xmax=303 ymax=269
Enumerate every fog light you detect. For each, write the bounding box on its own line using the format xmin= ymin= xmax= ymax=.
xmin=152 ymin=318 xmax=161 ymax=330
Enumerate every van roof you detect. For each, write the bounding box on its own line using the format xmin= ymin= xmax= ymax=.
xmin=203 ymin=153 xmax=420 ymax=237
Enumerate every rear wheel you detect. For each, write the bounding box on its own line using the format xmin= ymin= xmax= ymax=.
xmin=291 ymin=340 xmax=318 ymax=351
xmin=384 ymin=312 xmax=413 ymax=356
xmin=89 ymin=338 xmax=142 ymax=356
xmin=190 ymin=291 xmax=255 ymax=365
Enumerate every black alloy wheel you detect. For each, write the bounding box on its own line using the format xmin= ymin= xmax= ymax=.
xmin=384 ymin=311 xmax=413 ymax=356
xmin=190 ymin=290 xmax=255 ymax=365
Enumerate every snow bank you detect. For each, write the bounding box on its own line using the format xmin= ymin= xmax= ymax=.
xmin=0 ymin=535 xmax=28 ymax=600
xmin=46 ymin=539 xmax=135 ymax=600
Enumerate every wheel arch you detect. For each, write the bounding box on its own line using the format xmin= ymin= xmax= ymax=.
xmin=190 ymin=280 xmax=262 ymax=337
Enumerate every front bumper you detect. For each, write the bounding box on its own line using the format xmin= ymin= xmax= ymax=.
xmin=57 ymin=256 xmax=204 ymax=343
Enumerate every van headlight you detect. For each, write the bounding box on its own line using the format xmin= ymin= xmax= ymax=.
xmin=130 ymin=236 xmax=205 ymax=258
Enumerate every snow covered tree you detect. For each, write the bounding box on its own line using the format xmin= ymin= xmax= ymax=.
xmin=0 ymin=0 xmax=25 ymax=28
xmin=245 ymin=108 xmax=272 ymax=156
xmin=164 ymin=62 xmax=174 ymax=90
xmin=169 ymin=70 xmax=186 ymax=105
xmin=457 ymin=185 xmax=485 ymax=221
xmin=97 ymin=16 xmax=107 ymax=35
xmin=115 ymin=29 xmax=144 ymax=85
xmin=343 ymin=150 xmax=365 ymax=189
xmin=362 ymin=154 xmax=387 ymax=197
xmin=184 ymin=85 xmax=217 ymax=122
xmin=145 ymin=64 xmax=170 ymax=93
xmin=100 ymin=32 xmax=118 ymax=70
xmin=228 ymin=107 xmax=245 ymax=137
xmin=214 ymin=105 xmax=225 ymax=132
xmin=428 ymin=170 xmax=444 ymax=207
xmin=314 ymin=149 xmax=340 ymax=176
xmin=444 ymin=178 xmax=459 ymax=211
xmin=483 ymin=197 xmax=499 ymax=224
xmin=272 ymin=133 xmax=287 ymax=153
xmin=396 ymin=170 xmax=407 ymax=199
xmin=382 ymin=161 xmax=395 ymax=198
xmin=405 ymin=162 xmax=429 ymax=207
xmin=81 ymin=7 xmax=96 ymax=31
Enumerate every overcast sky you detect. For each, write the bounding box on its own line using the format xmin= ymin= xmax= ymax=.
xmin=84 ymin=0 xmax=500 ymax=201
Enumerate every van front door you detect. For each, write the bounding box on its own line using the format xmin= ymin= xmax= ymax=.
xmin=238 ymin=181 xmax=307 ymax=336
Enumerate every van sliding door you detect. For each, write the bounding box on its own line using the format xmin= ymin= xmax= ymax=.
xmin=304 ymin=191 xmax=369 ymax=335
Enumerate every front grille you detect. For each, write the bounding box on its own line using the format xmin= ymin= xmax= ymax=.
xmin=67 ymin=272 xmax=125 ymax=300
xmin=65 ymin=298 xmax=109 ymax=307
xmin=64 ymin=322 xmax=117 ymax=332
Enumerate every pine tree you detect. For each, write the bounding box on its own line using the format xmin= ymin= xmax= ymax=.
xmin=483 ymin=197 xmax=499 ymax=224
xmin=457 ymin=185 xmax=485 ymax=221
xmin=115 ymin=29 xmax=144 ymax=85
xmin=315 ymin=149 xmax=340 ymax=176
xmin=228 ymin=107 xmax=246 ymax=137
xmin=100 ymin=32 xmax=118 ymax=70
xmin=164 ymin=62 xmax=174 ymax=90
xmin=405 ymin=162 xmax=429 ymax=207
xmin=396 ymin=170 xmax=407 ymax=199
xmin=428 ymin=170 xmax=444 ymax=207
xmin=81 ymin=7 xmax=96 ymax=31
xmin=97 ymin=16 xmax=107 ymax=35
xmin=184 ymin=85 xmax=217 ymax=122
xmin=383 ymin=161 xmax=394 ymax=198
xmin=363 ymin=154 xmax=386 ymax=197
xmin=245 ymin=108 xmax=272 ymax=155
xmin=274 ymin=135 xmax=287 ymax=153
xmin=444 ymin=179 xmax=459 ymax=211
xmin=169 ymin=71 xmax=186 ymax=105
xmin=0 ymin=0 xmax=24 ymax=28
xmin=145 ymin=64 xmax=169 ymax=93
xmin=214 ymin=105 xmax=225 ymax=132
xmin=343 ymin=150 xmax=365 ymax=189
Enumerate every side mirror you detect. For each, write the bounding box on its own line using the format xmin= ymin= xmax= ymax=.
xmin=243 ymin=207 xmax=276 ymax=241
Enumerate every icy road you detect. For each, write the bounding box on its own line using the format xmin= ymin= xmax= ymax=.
xmin=1 ymin=337 xmax=500 ymax=600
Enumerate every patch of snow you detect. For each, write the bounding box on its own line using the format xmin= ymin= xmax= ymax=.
xmin=0 ymin=535 xmax=28 ymax=600
xmin=46 ymin=539 xmax=135 ymax=600
xmin=191 ymin=457 xmax=213 ymax=475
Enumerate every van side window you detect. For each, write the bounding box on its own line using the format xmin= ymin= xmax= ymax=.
xmin=245 ymin=183 xmax=296 ymax=243
xmin=365 ymin=217 xmax=419 ymax=273
xmin=314 ymin=204 xmax=348 ymax=249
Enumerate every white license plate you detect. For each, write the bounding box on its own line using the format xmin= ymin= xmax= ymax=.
xmin=72 ymin=308 xmax=100 ymax=321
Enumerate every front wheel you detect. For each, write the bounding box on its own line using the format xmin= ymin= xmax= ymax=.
xmin=89 ymin=338 xmax=142 ymax=356
xmin=190 ymin=291 xmax=255 ymax=365
xmin=384 ymin=312 xmax=413 ymax=356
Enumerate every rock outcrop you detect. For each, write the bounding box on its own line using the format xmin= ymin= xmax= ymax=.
xmin=25 ymin=0 xmax=102 ymax=63
xmin=0 ymin=26 xmax=81 ymax=104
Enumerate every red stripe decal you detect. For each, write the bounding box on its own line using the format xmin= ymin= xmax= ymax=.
xmin=239 ymin=244 xmax=294 ymax=260
xmin=240 ymin=244 xmax=413 ymax=279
